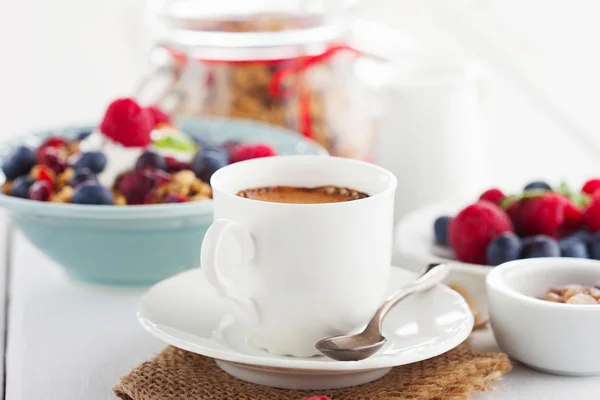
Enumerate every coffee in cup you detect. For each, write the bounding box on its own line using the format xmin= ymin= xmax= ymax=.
xmin=236 ymin=185 xmax=369 ymax=204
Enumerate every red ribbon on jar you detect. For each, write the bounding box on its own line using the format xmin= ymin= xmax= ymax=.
xmin=166 ymin=43 xmax=361 ymax=140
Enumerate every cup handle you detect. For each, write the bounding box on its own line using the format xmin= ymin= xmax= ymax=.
xmin=201 ymin=219 xmax=259 ymax=326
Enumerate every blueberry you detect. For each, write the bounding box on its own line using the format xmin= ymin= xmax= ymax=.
xmin=589 ymin=233 xmax=600 ymax=260
xmin=72 ymin=152 xmax=107 ymax=174
xmin=191 ymin=149 xmax=228 ymax=182
xmin=433 ymin=216 xmax=452 ymax=246
xmin=2 ymin=146 xmax=36 ymax=180
xmin=10 ymin=176 xmax=34 ymax=198
xmin=75 ymin=129 xmax=92 ymax=141
xmin=571 ymin=230 xmax=592 ymax=244
xmin=68 ymin=167 xmax=97 ymax=188
xmin=524 ymin=181 xmax=552 ymax=191
xmin=135 ymin=151 xmax=167 ymax=172
xmin=559 ymin=236 xmax=589 ymax=258
xmin=486 ymin=232 xmax=522 ymax=266
xmin=72 ymin=183 xmax=113 ymax=205
xmin=520 ymin=235 xmax=560 ymax=258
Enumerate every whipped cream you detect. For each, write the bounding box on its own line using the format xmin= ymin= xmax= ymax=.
xmin=78 ymin=131 xmax=144 ymax=187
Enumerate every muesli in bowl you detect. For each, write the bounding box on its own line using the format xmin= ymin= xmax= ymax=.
xmin=1 ymin=98 xmax=279 ymax=206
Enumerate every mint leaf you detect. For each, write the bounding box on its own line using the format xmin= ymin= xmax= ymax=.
xmin=154 ymin=136 xmax=197 ymax=153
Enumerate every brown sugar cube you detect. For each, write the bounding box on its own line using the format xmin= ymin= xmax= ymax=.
xmin=2 ymin=182 xmax=12 ymax=195
xmin=566 ymin=293 xmax=597 ymax=305
xmin=544 ymin=292 xmax=563 ymax=303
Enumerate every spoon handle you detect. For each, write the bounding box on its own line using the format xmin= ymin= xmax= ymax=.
xmin=364 ymin=264 xmax=451 ymax=334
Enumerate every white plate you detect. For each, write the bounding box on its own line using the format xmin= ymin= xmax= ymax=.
xmin=394 ymin=200 xmax=492 ymax=275
xmin=138 ymin=267 xmax=474 ymax=390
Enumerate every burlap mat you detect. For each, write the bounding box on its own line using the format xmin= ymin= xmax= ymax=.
xmin=114 ymin=340 xmax=510 ymax=400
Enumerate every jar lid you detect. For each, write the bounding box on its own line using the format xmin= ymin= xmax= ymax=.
xmin=147 ymin=0 xmax=360 ymax=55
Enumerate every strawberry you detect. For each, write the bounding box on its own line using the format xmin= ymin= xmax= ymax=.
xmin=582 ymin=179 xmax=600 ymax=196
xmin=584 ymin=193 xmax=600 ymax=232
xmin=230 ymin=143 xmax=277 ymax=163
xmin=449 ymin=201 xmax=513 ymax=264
xmin=511 ymin=193 xmax=566 ymax=238
xmin=479 ymin=188 xmax=506 ymax=206
xmin=99 ymin=98 xmax=153 ymax=147
xmin=560 ymin=197 xmax=584 ymax=236
xmin=145 ymin=105 xmax=172 ymax=127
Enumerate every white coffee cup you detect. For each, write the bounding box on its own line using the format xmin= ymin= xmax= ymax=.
xmin=201 ymin=155 xmax=397 ymax=357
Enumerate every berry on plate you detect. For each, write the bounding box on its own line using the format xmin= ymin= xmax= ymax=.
xmin=145 ymin=105 xmax=171 ymax=127
xmin=449 ymin=201 xmax=513 ymax=264
xmin=191 ymin=147 xmax=229 ymax=183
xmin=511 ymin=193 xmax=566 ymax=238
xmin=520 ymin=235 xmax=560 ymax=258
xmin=559 ymin=236 xmax=589 ymax=258
xmin=28 ymin=180 xmax=53 ymax=202
xmin=486 ymin=232 xmax=522 ymax=266
xmin=584 ymin=194 xmax=600 ymax=232
xmin=2 ymin=146 xmax=36 ymax=180
xmin=135 ymin=151 xmax=167 ymax=172
xmin=68 ymin=168 xmax=97 ymax=188
xmin=523 ymin=181 xmax=552 ymax=191
xmin=39 ymin=136 xmax=67 ymax=150
xmin=37 ymin=146 xmax=67 ymax=174
xmin=589 ymin=233 xmax=600 ymax=260
xmin=72 ymin=183 xmax=113 ymax=205
xmin=582 ymin=179 xmax=600 ymax=196
xmin=99 ymin=98 xmax=153 ymax=147
xmin=479 ymin=188 xmax=506 ymax=206
xmin=10 ymin=176 xmax=34 ymax=199
xmin=433 ymin=216 xmax=452 ymax=246
xmin=72 ymin=152 xmax=107 ymax=174
xmin=230 ymin=143 xmax=277 ymax=163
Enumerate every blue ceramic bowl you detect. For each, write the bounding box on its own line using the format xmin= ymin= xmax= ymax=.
xmin=0 ymin=118 xmax=326 ymax=286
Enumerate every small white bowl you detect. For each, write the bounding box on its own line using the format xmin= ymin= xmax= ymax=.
xmin=487 ymin=258 xmax=600 ymax=376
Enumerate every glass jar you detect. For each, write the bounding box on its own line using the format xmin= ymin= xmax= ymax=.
xmin=137 ymin=0 xmax=386 ymax=160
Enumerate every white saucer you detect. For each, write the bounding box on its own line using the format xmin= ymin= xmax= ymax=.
xmin=138 ymin=267 xmax=474 ymax=390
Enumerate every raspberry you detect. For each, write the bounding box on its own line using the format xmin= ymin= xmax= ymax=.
xmin=511 ymin=193 xmax=566 ymax=238
xmin=99 ymin=98 xmax=152 ymax=147
xmin=582 ymin=179 xmax=600 ymax=196
xmin=145 ymin=105 xmax=171 ymax=127
xmin=230 ymin=143 xmax=277 ymax=163
xmin=584 ymin=194 xmax=600 ymax=232
xmin=449 ymin=201 xmax=513 ymax=264
xmin=479 ymin=188 xmax=506 ymax=206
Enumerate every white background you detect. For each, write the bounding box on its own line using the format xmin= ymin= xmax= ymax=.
xmin=0 ymin=0 xmax=599 ymax=193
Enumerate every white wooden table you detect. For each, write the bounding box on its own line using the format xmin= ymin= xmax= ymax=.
xmin=1 ymin=213 xmax=599 ymax=399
